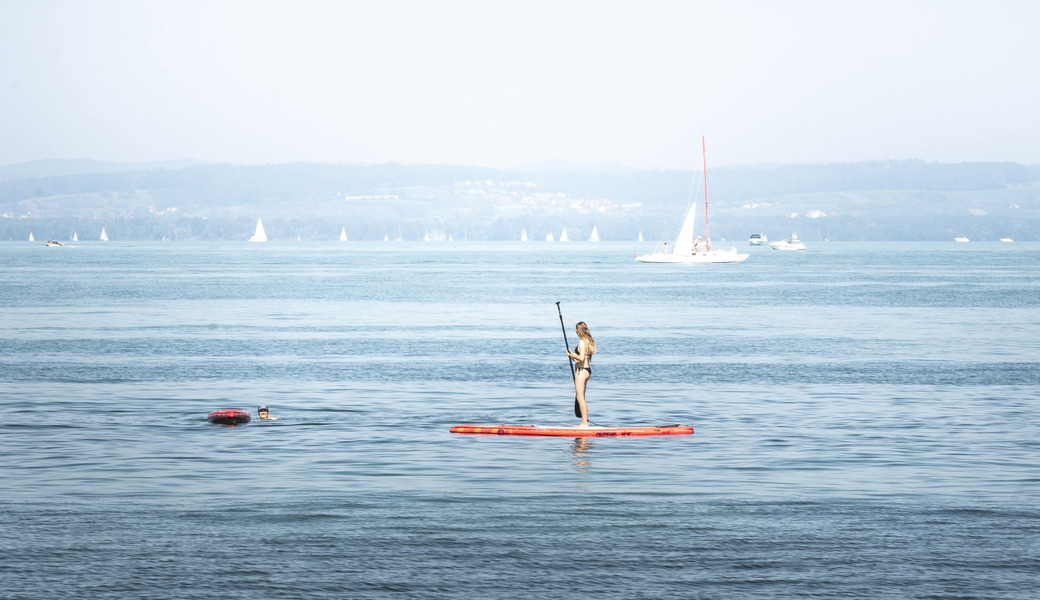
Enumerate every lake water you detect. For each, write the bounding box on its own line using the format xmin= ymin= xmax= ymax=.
xmin=1 ymin=241 xmax=1038 ymax=599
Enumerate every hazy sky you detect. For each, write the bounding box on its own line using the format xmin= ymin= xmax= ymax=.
xmin=2 ymin=0 xmax=1038 ymax=169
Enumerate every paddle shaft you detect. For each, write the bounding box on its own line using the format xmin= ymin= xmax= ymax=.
xmin=556 ymin=302 xmax=582 ymax=418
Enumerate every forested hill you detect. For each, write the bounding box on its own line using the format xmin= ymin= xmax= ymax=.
xmin=2 ymin=159 xmax=1038 ymax=242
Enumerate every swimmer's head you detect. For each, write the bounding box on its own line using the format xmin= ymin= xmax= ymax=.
xmin=258 ymin=405 xmax=269 ymax=419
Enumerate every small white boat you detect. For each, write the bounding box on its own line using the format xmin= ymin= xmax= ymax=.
xmin=72 ymin=232 xmax=78 ymax=242
xmin=100 ymin=227 xmax=109 ymax=242
xmin=249 ymin=218 xmax=267 ymax=242
xmin=748 ymin=233 xmax=767 ymax=245
xmin=46 ymin=239 xmax=64 ymax=247
xmin=999 ymin=237 xmax=1013 ymax=243
xmin=770 ymin=234 xmax=806 ymax=251
xmin=588 ymin=226 xmax=600 ymax=242
xmin=955 ymin=236 xmax=969 ymax=243
xmin=29 ymin=233 xmax=34 ymax=242
xmin=636 ymin=137 xmax=749 ymax=264
xmin=521 ymin=227 xmax=529 ymax=242
xmin=559 ymin=227 xmax=570 ymax=242
xmin=546 ymin=232 xmax=554 ymax=242
xmin=339 ymin=227 xmax=348 ymax=242
xmin=638 ymin=232 xmax=643 ymax=242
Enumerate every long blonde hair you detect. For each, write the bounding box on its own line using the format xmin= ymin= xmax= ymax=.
xmin=576 ymin=321 xmax=596 ymax=355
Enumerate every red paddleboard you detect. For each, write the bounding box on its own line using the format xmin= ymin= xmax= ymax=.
xmin=449 ymin=424 xmax=693 ymax=437
xmin=207 ymin=409 xmax=251 ymax=425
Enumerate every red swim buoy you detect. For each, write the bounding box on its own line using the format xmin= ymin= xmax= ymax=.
xmin=207 ymin=409 xmax=251 ymax=425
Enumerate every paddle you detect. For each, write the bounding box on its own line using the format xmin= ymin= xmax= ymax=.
xmin=556 ymin=302 xmax=582 ymax=418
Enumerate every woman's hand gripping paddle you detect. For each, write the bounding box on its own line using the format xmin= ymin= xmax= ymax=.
xmin=556 ymin=302 xmax=581 ymax=418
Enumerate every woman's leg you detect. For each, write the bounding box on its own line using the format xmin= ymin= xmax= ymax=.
xmin=574 ymin=370 xmax=589 ymax=427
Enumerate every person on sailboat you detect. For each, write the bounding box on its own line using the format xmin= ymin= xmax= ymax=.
xmin=565 ymin=322 xmax=596 ymax=428
xmin=694 ymin=236 xmax=702 ymax=254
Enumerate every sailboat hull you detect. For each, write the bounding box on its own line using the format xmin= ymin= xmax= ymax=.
xmin=636 ymin=249 xmax=749 ymax=264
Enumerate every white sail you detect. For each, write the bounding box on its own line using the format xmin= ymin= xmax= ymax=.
xmin=100 ymin=227 xmax=109 ymax=241
xmin=672 ymin=200 xmax=697 ymax=256
xmin=249 ymin=218 xmax=267 ymax=242
xmin=521 ymin=227 xmax=529 ymax=242
xmin=546 ymin=232 xmax=554 ymax=242
xmin=384 ymin=234 xmax=390 ymax=242
xmin=638 ymin=232 xmax=643 ymax=242
xmin=72 ymin=232 xmax=78 ymax=242
xmin=29 ymin=233 xmax=34 ymax=242
xmin=588 ymin=226 xmax=600 ymax=242
xmin=559 ymin=227 xmax=570 ymax=242
xmin=339 ymin=227 xmax=348 ymax=242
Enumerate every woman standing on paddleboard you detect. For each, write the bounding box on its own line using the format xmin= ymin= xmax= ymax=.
xmin=566 ymin=322 xmax=596 ymax=428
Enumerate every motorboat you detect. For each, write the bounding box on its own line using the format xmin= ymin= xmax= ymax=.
xmin=748 ymin=233 xmax=767 ymax=246
xmin=770 ymin=234 xmax=806 ymax=251
xmin=46 ymin=239 xmax=64 ymax=247
xmin=955 ymin=236 xmax=969 ymax=243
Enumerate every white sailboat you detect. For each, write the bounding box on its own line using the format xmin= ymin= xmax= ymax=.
xmin=588 ymin=226 xmax=600 ymax=242
xmin=384 ymin=234 xmax=390 ymax=242
xmin=339 ymin=227 xmax=348 ymax=242
xmin=72 ymin=232 xmax=78 ymax=242
xmin=636 ymin=137 xmax=749 ymax=264
xmin=521 ymin=227 xmax=529 ymax=242
xmin=249 ymin=218 xmax=267 ymax=242
xmin=546 ymin=232 xmax=554 ymax=242
xmin=638 ymin=232 xmax=643 ymax=242
xmin=559 ymin=227 xmax=570 ymax=242
xmin=29 ymin=233 xmax=34 ymax=242
xmin=100 ymin=227 xmax=109 ymax=241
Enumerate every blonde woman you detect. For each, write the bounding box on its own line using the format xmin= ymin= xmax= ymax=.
xmin=565 ymin=321 xmax=597 ymax=428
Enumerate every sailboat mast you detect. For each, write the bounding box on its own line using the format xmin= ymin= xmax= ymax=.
xmin=702 ymin=135 xmax=710 ymax=252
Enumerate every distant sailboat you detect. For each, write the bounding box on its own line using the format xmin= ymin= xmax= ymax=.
xmin=249 ymin=218 xmax=267 ymax=242
xmin=100 ymin=227 xmax=109 ymax=241
xmin=588 ymin=226 xmax=600 ymax=242
xmin=29 ymin=233 xmax=34 ymax=242
xmin=423 ymin=231 xmax=431 ymax=242
xmin=72 ymin=232 xmax=78 ymax=242
xmin=636 ymin=136 xmax=749 ymax=264
xmin=546 ymin=232 xmax=555 ymax=242
xmin=521 ymin=227 xmax=529 ymax=242
xmin=638 ymin=232 xmax=643 ymax=242
xmin=559 ymin=227 xmax=570 ymax=242
xmin=339 ymin=227 xmax=348 ymax=242
xmin=384 ymin=234 xmax=390 ymax=242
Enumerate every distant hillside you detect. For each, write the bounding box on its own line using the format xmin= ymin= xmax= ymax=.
xmin=2 ymin=160 xmax=1038 ymax=241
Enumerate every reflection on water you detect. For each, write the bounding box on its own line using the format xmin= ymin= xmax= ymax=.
xmin=570 ymin=437 xmax=595 ymax=491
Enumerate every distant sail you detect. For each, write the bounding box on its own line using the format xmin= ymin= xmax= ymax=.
xmin=384 ymin=234 xmax=390 ymax=242
xmin=559 ymin=227 xmax=569 ymax=242
xmin=588 ymin=226 xmax=600 ymax=242
xmin=521 ymin=227 xmax=529 ymax=242
xmin=249 ymin=218 xmax=267 ymax=242
xmin=638 ymin=232 xmax=643 ymax=242
xmin=72 ymin=232 xmax=78 ymax=242
xmin=339 ymin=227 xmax=348 ymax=242
xmin=546 ymin=232 xmax=554 ymax=242
xmin=100 ymin=227 xmax=109 ymax=241
xmin=29 ymin=232 xmax=34 ymax=242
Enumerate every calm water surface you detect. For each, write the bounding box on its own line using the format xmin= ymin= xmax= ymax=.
xmin=2 ymin=241 xmax=1038 ymax=598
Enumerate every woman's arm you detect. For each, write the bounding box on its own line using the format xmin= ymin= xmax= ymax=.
xmin=567 ymin=340 xmax=586 ymax=362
